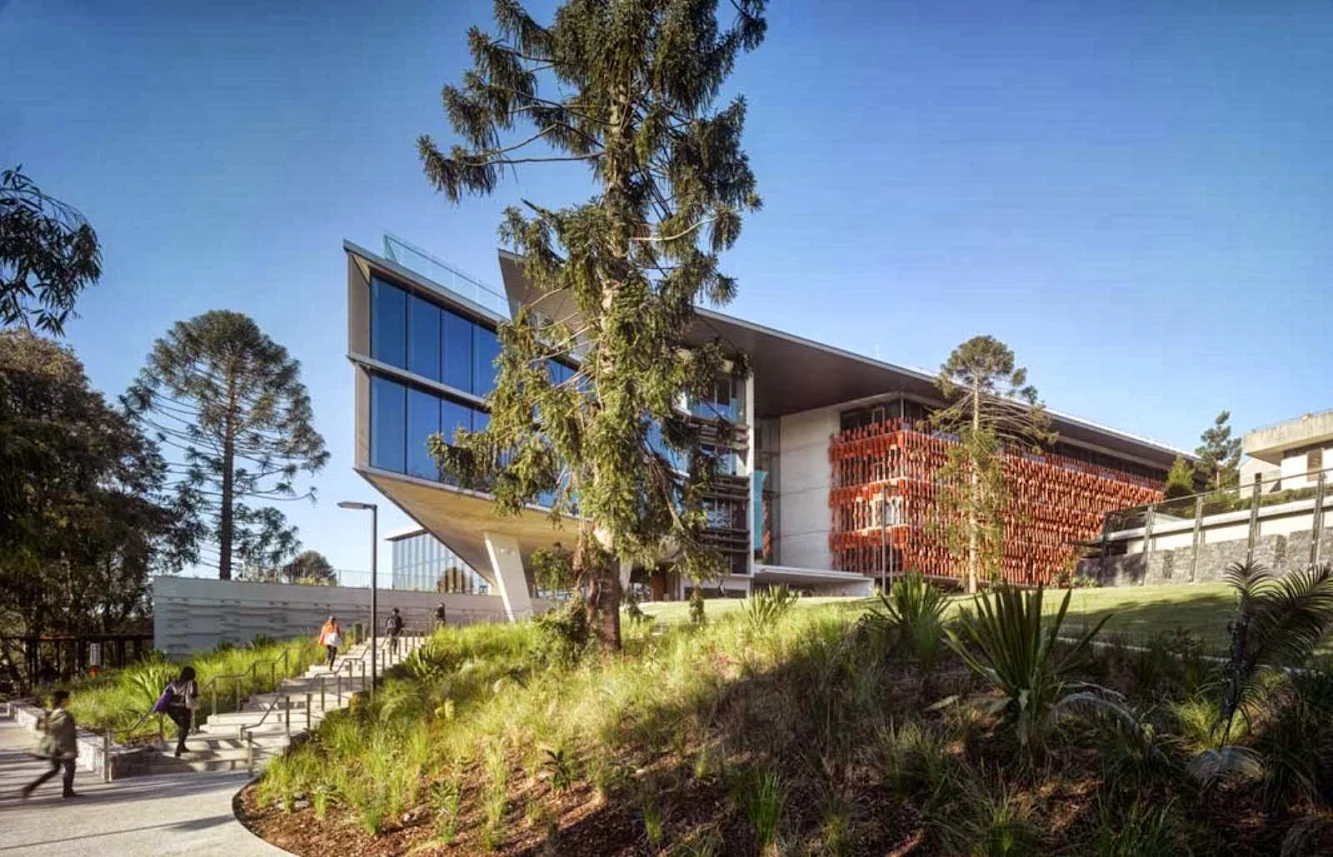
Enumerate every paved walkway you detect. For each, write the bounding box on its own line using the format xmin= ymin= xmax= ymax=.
xmin=0 ymin=719 xmax=287 ymax=857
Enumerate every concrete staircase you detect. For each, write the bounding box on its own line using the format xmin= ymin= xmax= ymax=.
xmin=120 ymin=635 xmax=425 ymax=777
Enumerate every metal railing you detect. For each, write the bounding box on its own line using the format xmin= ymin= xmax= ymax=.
xmin=239 ymin=631 xmax=428 ymax=772
xmin=98 ymin=642 xmax=321 ymax=783
xmin=1093 ymin=464 xmax=1333 ymax=585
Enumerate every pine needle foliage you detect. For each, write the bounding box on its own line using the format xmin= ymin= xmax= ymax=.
xmin=931 ymin=336 xmax=1055 ymax=593
xmin=421 ymin=0 xmax=767 ymax=649
xmin=125 ymin=311 xmax=329 ymax=579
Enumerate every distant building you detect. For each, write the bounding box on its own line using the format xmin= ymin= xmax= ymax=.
xmin=1243 ymin=409 xmax=1333 ymax=492
xmin=1086 ymin=410 xmax=1333 ymax=585
xmin=387 ymin=527 xmax=489 ymax=595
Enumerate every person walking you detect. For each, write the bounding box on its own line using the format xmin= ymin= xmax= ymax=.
xmin=434 ymin=601 xmax=447 ymax=631
xmin=318 ymin=616 xmax=342 ymax=669
xmin=385 ymin=607 xmax=404 ymax=656
xmin=22 ymin=690 xmax=79 ymax=800
xmin=160 ymin=666 xmax=198 ymax=758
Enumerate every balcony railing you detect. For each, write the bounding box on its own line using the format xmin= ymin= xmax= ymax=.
xmin=383 ymin=234 xmax=510 ymax=318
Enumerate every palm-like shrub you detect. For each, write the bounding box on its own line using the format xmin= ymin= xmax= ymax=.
xmin=744 ymin=584 xmax=800 ymax=629
xmin=1216 ymin=561 xmax=1333 ymax=742
xmin=870 ymin=572 xmax=949 ymax=671
xmin=945 ymin=585 xmax=1111 ymax=752
xmin=1187 ymin=561 xmax=1333 ymax=789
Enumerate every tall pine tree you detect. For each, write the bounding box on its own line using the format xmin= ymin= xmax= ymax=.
xmin=932 ymin=336 xmax=1055 ymax=593
xmin=1195 ymin=410 xmax=1241 ymax=492
xmin=420 ymin=0 xmax=766 ymax=649
xmin=1164 ymin=454 xmax=1196 ymax=499
xmin=126 ymin=311 xmax=329 ymax=580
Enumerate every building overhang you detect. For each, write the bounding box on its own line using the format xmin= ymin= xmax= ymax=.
xmin=752 ymin=564 xmax=873 ymax=587
xmin=1244 ymin=410 xmax=1333 ymax=464
xmin=356 ymin=467 xmax=574 ymax=578
xmin=497 ymin=250 xmax=1188 ymax=470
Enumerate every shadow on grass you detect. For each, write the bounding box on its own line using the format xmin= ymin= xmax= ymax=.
xmin=1061 ymin=589 xmax=1237 ymax=653
xmin=507 ymin=620 xmax=949 ymax=857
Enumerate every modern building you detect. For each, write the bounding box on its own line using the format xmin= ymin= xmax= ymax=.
xmin=1242 ymin=409 xmax=1333 ymax=492
xmin=346 ymin=235 xmax=1185 ymax=620
xmin=387 ymin=526 xmax=490 ymax=595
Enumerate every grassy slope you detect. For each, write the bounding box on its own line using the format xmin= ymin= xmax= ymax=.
xmin=242 ymin=585 xmax=1311 ymax=856
xmin=640 ymin=583 xmax=1238 ymax=650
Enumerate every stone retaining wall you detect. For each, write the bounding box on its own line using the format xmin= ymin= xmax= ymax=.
xmin=1081 ymin=530 xmax=1333 ymax=587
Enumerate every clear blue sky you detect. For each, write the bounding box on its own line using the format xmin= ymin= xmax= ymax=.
xmin=3 ymin=0 xmax=1330 ymax=574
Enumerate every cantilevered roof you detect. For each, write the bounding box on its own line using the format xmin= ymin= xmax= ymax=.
xmin=496 ymin=250 xmax=1189 ymax=470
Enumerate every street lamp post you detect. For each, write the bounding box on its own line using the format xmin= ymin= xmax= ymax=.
xmin=337 ymin=501 xmax=378 ymax=690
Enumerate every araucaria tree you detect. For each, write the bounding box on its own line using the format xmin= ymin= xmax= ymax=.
xmin=0 ymin=166 xmax=101 ymax=335
xmin=126 ymin=311 xmax=329 ymax=580
xmin=1195 ymin=410 xmax=1241 ymax=492
xmin=932 ymin=336 xmax=1054 ymax=593
xmin=420 ymin=0 xmax=767 ymax=649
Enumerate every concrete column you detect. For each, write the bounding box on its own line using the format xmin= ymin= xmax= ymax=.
xmin=619 ymin=557 xmax=634 ymax=590
xmin=744 ymin=369 xmax=757 ymax=576
xmin=483 ymin=533 xmax=534 ymax=622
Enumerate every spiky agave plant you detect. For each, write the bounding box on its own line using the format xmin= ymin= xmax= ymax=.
xmin=1188 ymin=561 xmax=1333 ymax=788
xmin=944 ymin=585 xmax=1116 ymax=753
xmin=870 ymin=572 xmax=949 ymax=672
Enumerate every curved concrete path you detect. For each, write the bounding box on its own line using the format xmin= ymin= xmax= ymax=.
xmin=0 ymin=719 xmax=286 ymax=857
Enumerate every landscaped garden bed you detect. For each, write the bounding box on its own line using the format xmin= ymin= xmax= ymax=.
xmin=239 ymin=570 xmax=1333 ymax=855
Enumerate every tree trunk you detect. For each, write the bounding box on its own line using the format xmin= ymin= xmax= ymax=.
xmin=967 ymin=384 xmax=981 ymax=594
xmin=593 ymin=568 xmax=622 ymax=650
xmin=218 ymin=377 xmax=238 ymax=581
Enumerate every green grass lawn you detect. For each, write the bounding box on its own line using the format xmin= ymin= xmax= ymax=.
xmin=638 ymin=582 xmax=1240 ymax=652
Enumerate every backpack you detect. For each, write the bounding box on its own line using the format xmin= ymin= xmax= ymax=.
xmin=387 ymin=613 xmax=403 ymax=634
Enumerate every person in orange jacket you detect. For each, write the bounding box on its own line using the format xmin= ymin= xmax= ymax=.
xmin=317 ymin=616 xmax=342 ymax=669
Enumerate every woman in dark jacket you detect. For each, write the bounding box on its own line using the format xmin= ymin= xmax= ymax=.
xmin=162 ymin=666 xmax=198 ymax=757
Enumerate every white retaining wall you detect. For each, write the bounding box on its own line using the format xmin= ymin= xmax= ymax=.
xmin=152 ymin=576 xmax=543 ymax=656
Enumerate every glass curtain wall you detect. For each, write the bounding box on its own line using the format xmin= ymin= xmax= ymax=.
xmin=370 ymin=276 xmax=501 ymax=398
xmin=390 ymin=531 xmax=489 ymax=594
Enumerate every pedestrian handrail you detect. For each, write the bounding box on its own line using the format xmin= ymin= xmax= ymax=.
xmin=97 ymin=642 xmax=323 ymax=783
xmin=95 ymin=631 xmax=429 ymax=780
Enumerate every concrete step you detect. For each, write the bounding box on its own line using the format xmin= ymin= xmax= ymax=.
xmin=186 ymin=731 xmax=290 ymax=749
xmin=136 ymin=747 xmax=279 ymax=775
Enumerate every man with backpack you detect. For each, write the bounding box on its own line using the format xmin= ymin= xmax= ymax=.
xmin=385 ymin=607 xmax=404 ymax=656
xmin=22 ymin=689 xmax=79 ymax=800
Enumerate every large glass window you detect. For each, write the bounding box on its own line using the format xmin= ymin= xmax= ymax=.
xmin=473 ymin=326 xmax=502 ymax=397
xmin=407 ymin=388 xmax=441 ymax=480
xmin=370 ymin=376 xmax=407 ymax=473
xmin=408 ymin=295 xmax=442 ymax=381
xmin=442 ymin=399 xmax=473 ymax=445
xmin=370 ymin=278 xmax=407 ymax=368
xmin=443 ymin=310 xmax=474 ymax=392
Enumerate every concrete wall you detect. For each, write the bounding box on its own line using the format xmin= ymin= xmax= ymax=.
xmin=777 ymin=406 xmax=838 ymax=569
xmin=152 ymin=576 xmax=544 ymax=656
xmin=1278 ymin=445 xmax=1331 ymax=491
